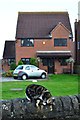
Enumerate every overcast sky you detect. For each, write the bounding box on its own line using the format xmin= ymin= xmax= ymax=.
xmin=0 ymin=0 xmax=79 ymax=59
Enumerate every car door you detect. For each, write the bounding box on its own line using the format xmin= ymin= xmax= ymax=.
xmin=25 ymin=66 xmax=31 ymax=77
xmin=30 ymin=65 xmax=41 ymax=77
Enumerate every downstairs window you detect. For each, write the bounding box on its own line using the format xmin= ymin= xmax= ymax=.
xmin=21 ymin=58 xmax=30 ymax=64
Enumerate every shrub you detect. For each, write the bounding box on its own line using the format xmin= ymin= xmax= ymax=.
xmin=30 ymin=58 xmax=38 ymax=66
xmin=18 ymin=60 xmax=24 ymax=65
xmin=2 ymin=70 xmax=13 ymax=77
xmin=10 ymin=62 xmax=17 ymax=70
xmin=6 ymin=71 xmax=13 ymax=77
xmin=2 ymin=72 xmax=6 ymax=77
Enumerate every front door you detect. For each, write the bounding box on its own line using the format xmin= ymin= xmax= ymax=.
xmin=48 ymin=65 xmax=54 ymax=74
xmin=41 ymin=58 xmax=54 ymax=74
xmin=47 ymin=58 xmax=54 ymax=74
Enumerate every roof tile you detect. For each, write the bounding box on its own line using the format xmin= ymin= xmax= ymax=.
xmin=3 ymin=41 xmax=15 ymax=59
xmin=16 ymin=12 xmax=72 ymax=38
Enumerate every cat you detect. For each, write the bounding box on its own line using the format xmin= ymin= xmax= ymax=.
xmin=25 ymin=84 xmax=55 ymax=111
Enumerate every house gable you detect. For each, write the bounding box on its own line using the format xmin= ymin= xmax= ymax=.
xmin=51 ymin=22 xmax=71 ymax=38
xmin=51 ymin=22 xmax=71 ymax=34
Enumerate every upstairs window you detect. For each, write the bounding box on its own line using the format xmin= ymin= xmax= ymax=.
xmin=54 ymin=38 xmax=67 ymax=46
xmin=21 ymin=39 xmax=34 ymax=47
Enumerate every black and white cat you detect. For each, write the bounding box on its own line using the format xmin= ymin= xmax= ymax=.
xmin=25 ymin=84 xmax=55 ymax=111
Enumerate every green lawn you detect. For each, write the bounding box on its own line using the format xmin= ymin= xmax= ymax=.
xmin=1 ymin=74 xmax=79 ymax=100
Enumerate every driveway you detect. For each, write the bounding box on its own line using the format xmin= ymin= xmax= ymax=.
xmin=0 ymin=77 xmax=47 ymax=82
xmin=0 ymin=77 xmax=21 ymax=82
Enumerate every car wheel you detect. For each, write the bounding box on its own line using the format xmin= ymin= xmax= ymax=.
xmin=21 ymin=74 xmax=28 ymax=80
xmin=41 ymin=73 xmax=46 ymax=79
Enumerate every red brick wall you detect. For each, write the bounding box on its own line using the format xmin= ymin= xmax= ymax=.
xmin=15 ymin=24 xmax=74 ymax=73
xmin=2 ymin=63 xmax=10 ymax=72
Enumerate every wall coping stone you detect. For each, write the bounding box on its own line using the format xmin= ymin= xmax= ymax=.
xmin=0 ymin=94 xmax=80 ymax=120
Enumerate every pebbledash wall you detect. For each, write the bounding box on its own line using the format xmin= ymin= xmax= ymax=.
xmin=0 ymin=94 xmax=80 ymax=120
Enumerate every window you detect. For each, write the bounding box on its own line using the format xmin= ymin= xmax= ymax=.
xmin=16 ymin=66 xmax=23 ymax=70
xmin=42 ymin=59 xmax=47 ymax=66
xmin=78 ymin=41 xmax=80 ymax=50
xmin=25 ymin=66 xmax=30 ymax=70
xmin=8 ymin=58 xmax=15 ymax=65
xmin=31 ymin=65 xmax=38 ymax=70
xmin=42 ymin=58 xmax=53 ymax=66
xmin=60 ymin=58 xmax=67 ymax=66
xmin=21 ymin=39 xmax=34 ymax=47
xmin=21 ymin=58 xmax=30 ymax=64
xmin=54 ymin=38 xmax=67 ymax=46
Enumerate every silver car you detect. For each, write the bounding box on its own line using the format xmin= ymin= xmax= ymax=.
xmin=13 ymin=65 xmax=47 ymax=80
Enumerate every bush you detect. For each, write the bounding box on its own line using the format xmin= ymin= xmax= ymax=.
xmin=10 ymin=62 xmax=17 ymax=70
xmin=30 ymin=58 xmax=38 ymax=66
xmin=2 ymin=70 xmax=13 ymax=77
xmin=18 ymin=60 xmax=24 ymax=65
xmin=2 ymin=72 xmax=6 ymax=77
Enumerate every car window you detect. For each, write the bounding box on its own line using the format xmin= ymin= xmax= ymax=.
xmin=25 ymin=66 xmax=30 ymax=70
xmin=31 ymin=65 xmax=38 ymax=70
xmin=16 ymin=66 xmax=23 ymax=70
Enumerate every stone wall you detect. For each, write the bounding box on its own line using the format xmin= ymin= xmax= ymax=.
xmin=0 ymin=95 xmax=80 ymax=120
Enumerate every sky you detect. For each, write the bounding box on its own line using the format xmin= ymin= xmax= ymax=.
xmin=0 ymin=0 xmax=79 ymax=59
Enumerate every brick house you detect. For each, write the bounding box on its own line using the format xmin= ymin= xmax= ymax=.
xmin=2 ymin=41 xmax=15 ymax=72
xmin=75 ymin=20 xmax=80 ymax=65
xmin=15 ymin=12 xmax=74 ymax=74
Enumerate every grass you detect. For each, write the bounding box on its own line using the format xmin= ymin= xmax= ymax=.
xmin=1 ymin=74 xmax=79 ymax=100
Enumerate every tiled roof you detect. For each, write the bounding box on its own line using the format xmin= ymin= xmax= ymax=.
xmin=3 ymin=41 xmax=15 ymax=59
xmin=16 ymin=12 xmax=72 ymax=39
